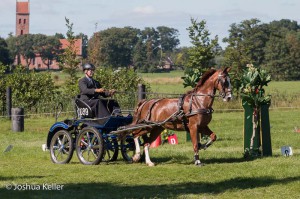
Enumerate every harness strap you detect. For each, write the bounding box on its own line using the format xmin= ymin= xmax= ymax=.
xmin=188 ymin=94 xmax=194 ymax=114
xmin=178 ymin=94 xmax=190 ymax=134
xmin=145 ymin=99 xmax=164 ymax=122
xmin=136 ymin=100 xmax=149 ymax=123
xmin=185 ymin=108 xmax=214 ymax=117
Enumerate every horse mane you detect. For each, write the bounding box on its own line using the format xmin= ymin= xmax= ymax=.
xmin=186 ymin=69 xmax=216 ymax=94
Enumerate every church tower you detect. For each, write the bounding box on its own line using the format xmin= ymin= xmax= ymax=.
xmin=16 ymin=0 xmax=30 ymax=36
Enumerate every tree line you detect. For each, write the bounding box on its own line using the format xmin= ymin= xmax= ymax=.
xmin=0 ymin=18 xmax=299 ymax=81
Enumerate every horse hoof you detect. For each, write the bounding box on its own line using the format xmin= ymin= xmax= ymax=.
xmin=194 ymin=160 xmax=204 ymax=166
xmin=132 ymin=155 xmax=141 ymax=163
xmin=146 ymin=162 xmax=155 ymax=167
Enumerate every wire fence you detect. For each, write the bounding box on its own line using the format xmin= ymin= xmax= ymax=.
xmin=0 ymin=90 xmax=299 ymax=120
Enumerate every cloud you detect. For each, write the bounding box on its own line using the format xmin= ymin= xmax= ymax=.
xmin=133 ymin=6 xmax=155 ymax=15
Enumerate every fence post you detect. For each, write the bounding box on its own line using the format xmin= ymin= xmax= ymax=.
xmin=12 ymin=107 xmax=24 ymax=132
xmin=6 ymin=87 xmax=12 ymax=120
xmin=138 ymin=84 xmax=146 ymax=102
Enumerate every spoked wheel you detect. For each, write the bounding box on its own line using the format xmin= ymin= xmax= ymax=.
xmin=50 ymin=130 xmax=74 ymax=164
xmin=76 ymin=127 xmax=104 ymax=165
xmin=120 ymin=136 xmax=136 ymax=162
xmin=103 ymin=135 xmax=119 ymax=162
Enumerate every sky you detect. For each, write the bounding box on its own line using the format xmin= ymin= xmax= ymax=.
xmin=1 ymin=0 xmax=300 ymax=48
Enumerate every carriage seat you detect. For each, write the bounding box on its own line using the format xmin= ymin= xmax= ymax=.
xmin=75 ymin=95 xmax=122 ymax=119
xmin=75 ymin=96 xmax=94 ymax=119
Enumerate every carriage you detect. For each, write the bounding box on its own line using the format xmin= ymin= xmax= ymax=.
xmin=46 ymin=96 xmax=137 ymax=165
xmin=46 ymin=67 xmax=232 ymax=166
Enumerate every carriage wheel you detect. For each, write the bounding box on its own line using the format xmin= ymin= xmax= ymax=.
xmin=76 ymin=127 xmax=104 ymax=165
xmin=120 ymin=136 xmax=136 ymax=162
xmin=50 ymin=130 xmax=74 ymax=164
xmin=103 ymin=136 xmax=119 ymax=162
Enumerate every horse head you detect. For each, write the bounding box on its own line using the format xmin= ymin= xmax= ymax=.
xmin=215 ymin=67 xmax=232 ymax=102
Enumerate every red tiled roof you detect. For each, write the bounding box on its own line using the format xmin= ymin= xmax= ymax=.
xmin=59 ymin=39 xmax=82 ymax=56
xmin=16 ymin=2 xmax=29 ymax=14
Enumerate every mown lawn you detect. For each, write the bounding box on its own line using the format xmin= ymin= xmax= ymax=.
xmin=0 ymin=109 xmax=299 ymax=198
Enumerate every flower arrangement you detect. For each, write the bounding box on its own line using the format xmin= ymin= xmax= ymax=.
xmin=239 ymin=64 xmax=271 ymax=107
xmin=239 ymin=64 xmax=272 ymax=158
xmin=161 ymin=129 xmax=175 ymax=144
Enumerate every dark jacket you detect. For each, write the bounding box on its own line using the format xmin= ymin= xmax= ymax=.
xmin=78 ymin=77 xmax=108 ymax=100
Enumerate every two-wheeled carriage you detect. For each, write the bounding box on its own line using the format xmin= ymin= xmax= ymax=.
xmin=46 ymin=96 xmax=136 ymax=165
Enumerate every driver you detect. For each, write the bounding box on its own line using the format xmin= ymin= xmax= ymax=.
xmin=78 ymin=63 xmax=115 ymax=118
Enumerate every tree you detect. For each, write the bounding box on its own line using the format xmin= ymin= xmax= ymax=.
xmin=6 ymin=34 xmax=19 ymax=64
xmin=142 ymin=27 xmax=160 ymax=68
xmin=156 ymin=26 xmax=180 ymax=52
xmin=1 ymin=65 xmax=57 ymax=110
xmin=32 ymin=34 xmax=61 ymax=69
xmin=76 ymin=33 xmax=88 ymax=59
xmin=186 ymin=18 xmax=219 ymax=71
xmin=132 ymin=38 xmax=147 ymax=71
xmin=16 ymin=34 xmax=36 ymax=68
xmin=173 ymin=47 xmax=189 ymax=69
xmin=0 ymin=37 xmax=11 ymax=65
xmin=54 ymin=33 xmax=65 ymax=39
xmin=223 ymin=19 xmax=269 ymax=71
xmin=94 ymin=67 xmax=150 ymax=108
xmin=182 ymin=18 xmax=219 ymax=87
xmin=263 ymin=19 xmax=300 ymax=80
xmin=58 ymin=17 xmax=81 ymax=98
xmin=88 ymin=27 xmax=139 ymax=68
xmin=87 ymin=25 xmax=180 ymax=72
xmin=223 ymin=18 xmax=269 ymax=91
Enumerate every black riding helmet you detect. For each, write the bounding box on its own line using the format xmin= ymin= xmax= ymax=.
xmin=82 ymin=63 xmax=95 ymax=71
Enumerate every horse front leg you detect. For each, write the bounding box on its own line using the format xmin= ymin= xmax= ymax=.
xmin=190 ymin=127 xmax=204 ymax=166
xmin=199 ymin=126 xmax=217 ymax=150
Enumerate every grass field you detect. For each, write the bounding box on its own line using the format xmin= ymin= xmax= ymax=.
xmin=1 ymin=70 xmax=299 ymax=198
xmin=0 ymin=108 xmax=300 ymax=198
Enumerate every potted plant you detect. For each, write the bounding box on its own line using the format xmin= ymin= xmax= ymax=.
xmin=239 ymin=64 xmax=272 ymax=157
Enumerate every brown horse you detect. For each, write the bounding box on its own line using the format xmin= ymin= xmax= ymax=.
xmin=127 ymin=67 xmax=232 ymax=166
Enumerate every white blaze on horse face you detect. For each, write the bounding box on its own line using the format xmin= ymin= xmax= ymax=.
xmin=225 ymin=76 xmax=232 ymax=101
xmin=220 ymin=75 xmax=232 ymax=102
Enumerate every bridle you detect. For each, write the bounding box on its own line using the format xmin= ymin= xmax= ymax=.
xmin=216 ymin=72 xmax=232 ymax=99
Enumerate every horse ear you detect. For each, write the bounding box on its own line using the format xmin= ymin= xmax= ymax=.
xmin=223 ymin=67 xmax=231 ymax=73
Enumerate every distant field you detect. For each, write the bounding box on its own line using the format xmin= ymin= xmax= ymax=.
xmin=140 ymin=70 xmax=188 ymax=93
xmin=140 ymin=70 xmax=300 ymax=94
xmin=267 ymin=81 xmax=300 ymax=94
xmin=50 ymin=70 xmax=300 ymax=108
xmin=51 ymin=70 xmax=300 ymax=94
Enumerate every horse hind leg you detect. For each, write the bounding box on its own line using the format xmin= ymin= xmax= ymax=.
xmin=144 ymin=143 xmax=155 ymax=166
xmin=142 ymin=127 xmax=163 ymax=166
xmin=131 ymin=129 xmax=146 ymax=163
xmin=199 ymin=126 xmax=217 ymax=150
xmin=132 ymin=136 xmax=141 ymax=163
